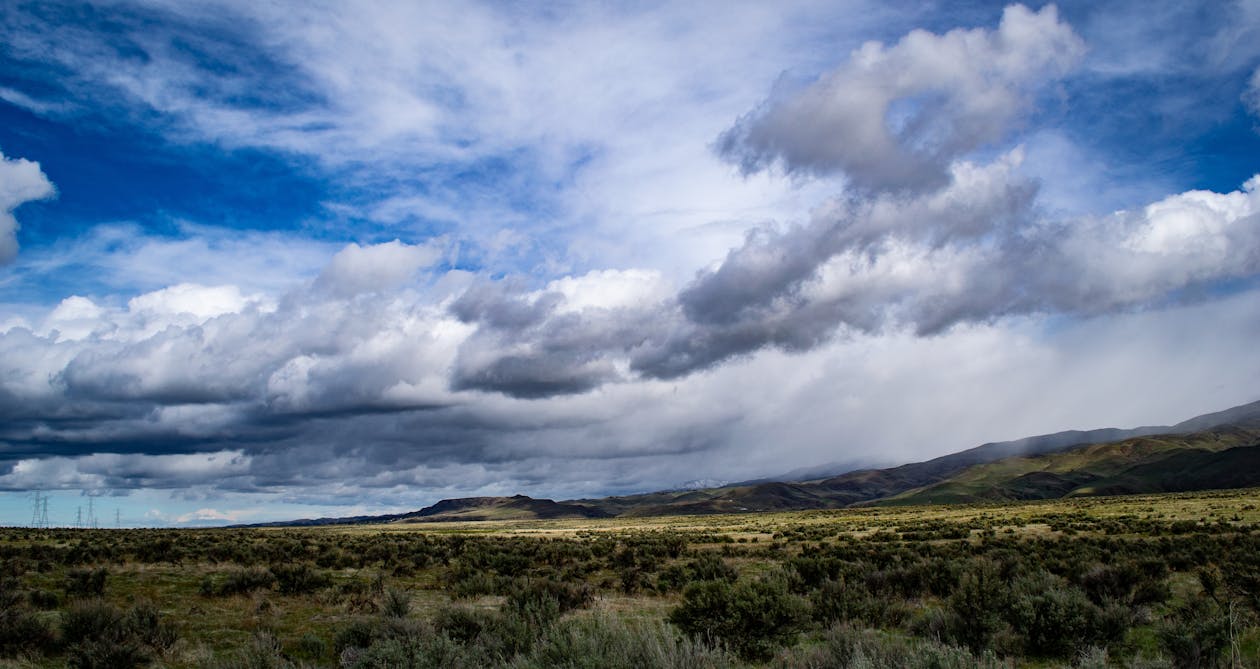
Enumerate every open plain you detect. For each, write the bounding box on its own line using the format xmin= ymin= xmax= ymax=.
xmin=4 ymin=488 xmax=1260 ymax=667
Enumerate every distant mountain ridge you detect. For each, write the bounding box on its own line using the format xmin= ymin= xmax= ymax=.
xmin=244 ymin=398 xmax=1260 ymax=526
xmin=568 ymin=399 xmax=1260 ymax=515
xmin=239 ymin=494 xmax=609 ymax=527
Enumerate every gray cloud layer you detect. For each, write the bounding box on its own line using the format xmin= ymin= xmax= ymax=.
xmin=452 ymin=152 xmax=1260 ymax=388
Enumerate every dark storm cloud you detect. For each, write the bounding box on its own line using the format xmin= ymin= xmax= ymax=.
xmin=450 ymin=281 xmax=563 ymax=329
xmin=451 ymin=353 xmax=616 ymax=398
xmin=0 ymin=253 xmax=749 ymax=496
xmin=448 ymin=279 xmax=652 ymax=397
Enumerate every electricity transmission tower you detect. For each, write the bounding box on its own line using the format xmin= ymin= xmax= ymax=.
xmin=30 ymin=491 xmax=50 ymax=528
xmin=30 ymin=491 xmax=41 ymax=527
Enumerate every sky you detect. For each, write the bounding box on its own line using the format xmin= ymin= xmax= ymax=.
xmin=2 ymin=1 xmax=1260 ymax=527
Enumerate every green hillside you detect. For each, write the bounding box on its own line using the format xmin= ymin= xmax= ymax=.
xmin=882 ymin=425 xmax=1260 ymax=505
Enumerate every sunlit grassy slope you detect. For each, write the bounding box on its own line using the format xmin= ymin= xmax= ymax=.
xmin=882 ymin=426 xmax=1260 ymax=505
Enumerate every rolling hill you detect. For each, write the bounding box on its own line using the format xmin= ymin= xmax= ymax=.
xmin=239 ymin=494 xmax=609 ymax=527
xmin=402 ymin=495 xmax=611 ymax=522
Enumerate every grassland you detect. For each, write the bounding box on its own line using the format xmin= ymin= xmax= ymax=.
xmin=4 ymin=488 xmax=1260 ymax=668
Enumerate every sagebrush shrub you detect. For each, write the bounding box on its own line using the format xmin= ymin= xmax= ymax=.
xmin=0 ymin=575 xmax=54 ymax=657
xmin=205 ymin=567 xmax=276 ymax=597
xmin=1006 ymin=570 xmax=1101 ymax=658
xmin=65 ymin=567 xmax=108 ymax=598
xmin=381 ymin=587 xmax=411 ymax=619
xmin=1158 ymin=597 xmax=1232 ymax=669
xmin=60 ymin=599 xmax=176 ymax=669
xmin=669 ymin=575 xmax=808 ymax=661
xmin=270 ymin=563 xmax=332 ymax=595
xmin=943 ymin=559 xmax=1008 ymax=653
xmin=522 ymin=613 xmax=734 ymax=669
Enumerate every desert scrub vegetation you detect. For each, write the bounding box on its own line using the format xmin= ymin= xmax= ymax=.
xmin=1 ymin=489 xmax=1260 ymax=666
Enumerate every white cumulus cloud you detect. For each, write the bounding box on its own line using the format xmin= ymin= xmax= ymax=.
xmin=0 ymin=150 xmax=56 ymax=264
xmin=717 ymin=4 xmax=1084 ymax=193
xmin=315 ymin=240 xmax=444 ymax=296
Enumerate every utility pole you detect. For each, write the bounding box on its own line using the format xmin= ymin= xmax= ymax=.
xmin=76 ymin=506 xmax=83 ymax=529
xmin=115 ymin=508 xmax=121 ymax=529
xmin=87 ymin=497 xmax=96 ymax=529
xmin=40 ymin=497 xmax=49 ymax=529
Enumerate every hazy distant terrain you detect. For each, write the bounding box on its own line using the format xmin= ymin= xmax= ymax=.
xmin=258 ymin=399 xmax=1260 ymax=527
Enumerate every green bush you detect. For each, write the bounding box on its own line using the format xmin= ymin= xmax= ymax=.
xmin=0 ymin=606 xmax=55 ymax=657
xmin=669 ymin=576 xmax=808 ymax=661
xmin=28 ymin=587 xmax=61 ymax=609
xmin=201 ymin=632 xmax=297 ymax=669
xmin=334 ymin=617 xmax=412 ymax=656
xmin=61 ymin=600 xmax=124 ymax=646
xmin=943 ymin=560 xmax=1008 ymax=653
xmin=688 ymin=554 xmax=739 ymax=582
xmin=504 ymin=578 xmax=593 ymax=618
xmin=658 ymin=554 xmax=739 ymax=593
xmin=449 ymin=566 xmax=502 ymax=599
xmin=61 ymin=600 xmax=175 ymax=669
xmin=339 ymin=634 xmax=475 ymax=669
xmin=1006 ymin=570 xmax=1102 ymax=658
xmin=66 ymin=637 xmax=150 ymax=669
xmin=269 ymin=562 xmax=331 ymax=595
xmin=810 ymin=577 xmax=909 ymax=629
xmin=206 ymin=567 xmax=277 ymax=597
xmin=295 ymin=631 xmax=327 ymax=661
xmin=433 ymin=606 xmax=497 ymax=645
xmin=334 ymin=614 xmax=486 ymax=667
xmin=65 ymin=567 xmax=108 ymax=598
xmin=124 ymin=602 xmax=178 ymax=653
xmin=381 ymin=587 xmax=411 ymax=619
xmin=1158 ymin=597 xmax=1232 ymax=669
